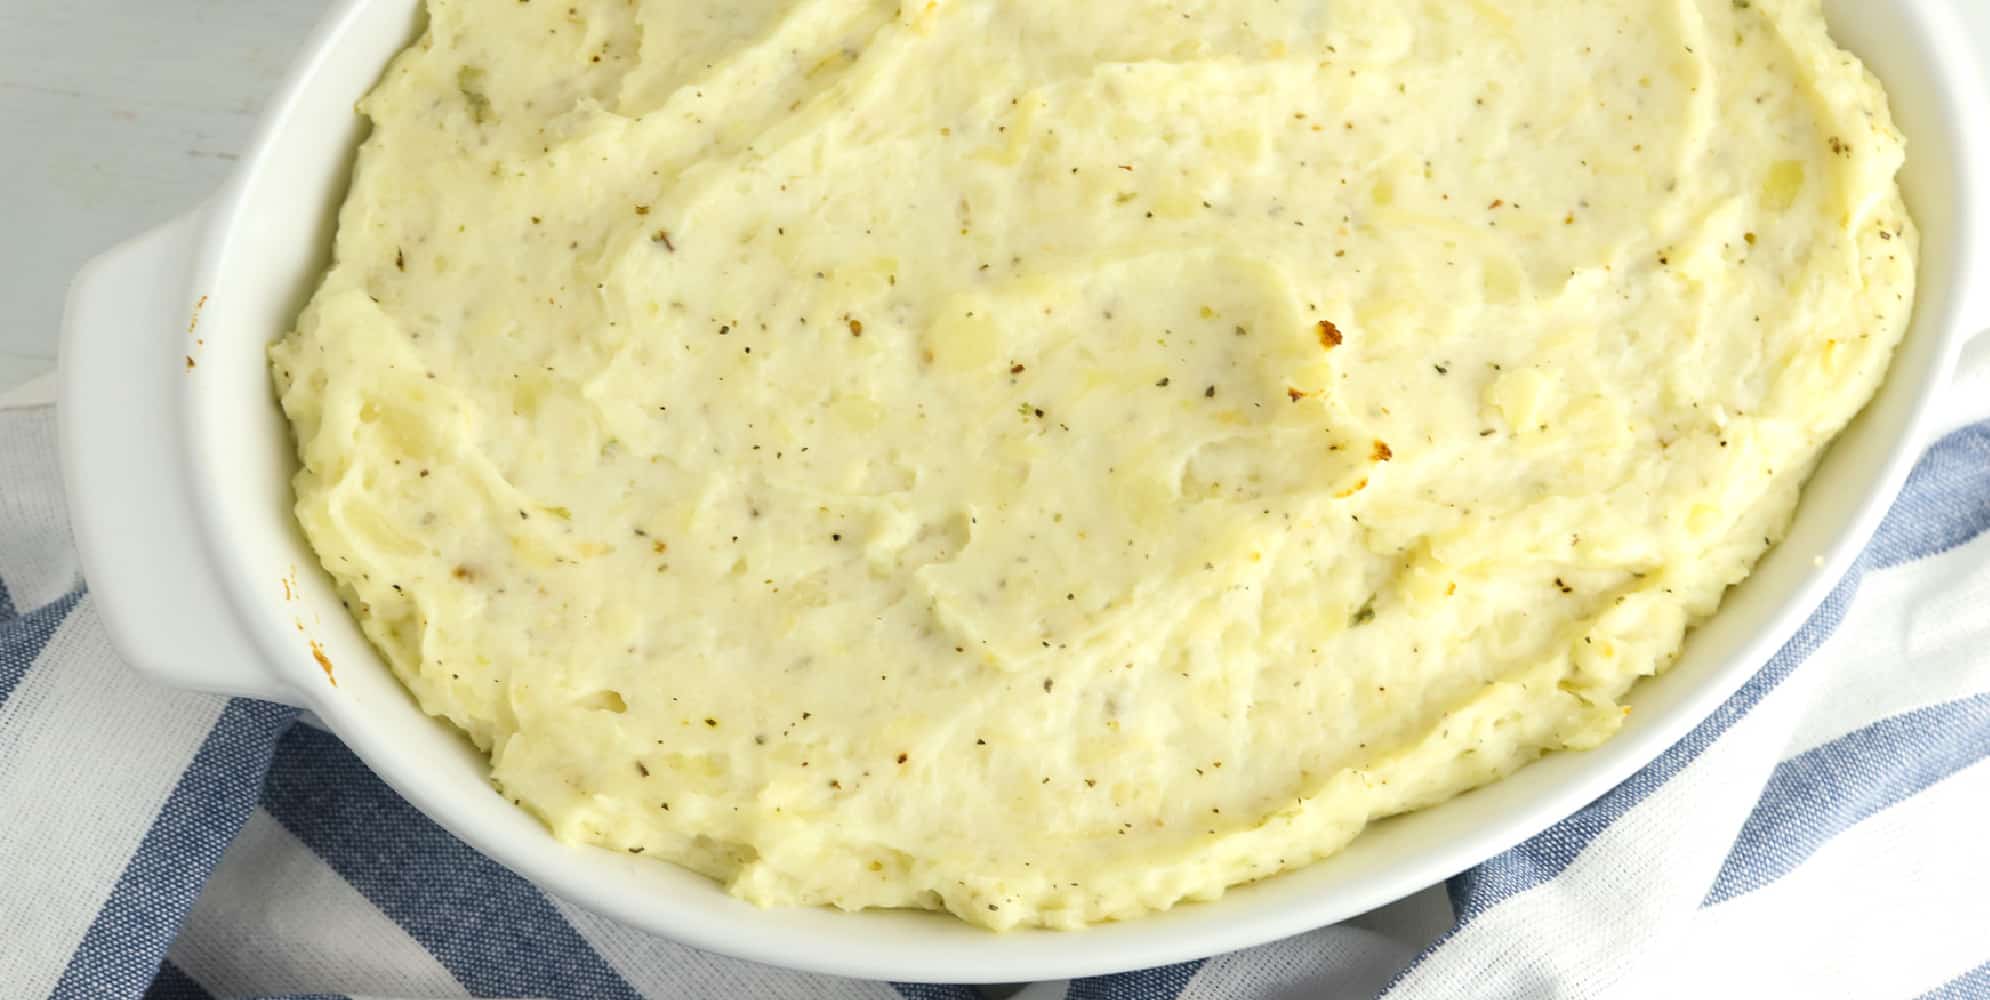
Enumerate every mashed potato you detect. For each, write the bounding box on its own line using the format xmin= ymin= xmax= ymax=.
xmin=273 ymin=0 xmax=1915 ymax=929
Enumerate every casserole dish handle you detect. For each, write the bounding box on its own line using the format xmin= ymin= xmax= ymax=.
xmin=59 ymin=209 xmax=301 ymax=706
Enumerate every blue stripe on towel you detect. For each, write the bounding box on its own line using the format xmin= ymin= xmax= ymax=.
xmin=52 ymin=699 xmax=299 ymax=1000
xmin=1705 ymin=693 xmax=1990 ymax=905
xmin=259 ymin=723 xmax=644 ymax=1000
xmin=1378 ymin=422 xmax=1990 ymax=990
xmin=1862 ymin=426 xmax=1990 ymax=568
xmin=1921 ymin=959 xmax=1990 ymax=1000
xmin=892 ymin=983 xmax=985 ymax=999
xmin=140 ymin=960 xmax=216 ymax=1000
xmin=0 ymin=585 xmax=82 ymax=710
xmin=1069 ymin=960 xmax=1204 ymax=999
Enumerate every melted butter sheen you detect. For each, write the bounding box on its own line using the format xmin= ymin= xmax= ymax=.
xmin=274 ymin=0 xmax=1915 ymax=928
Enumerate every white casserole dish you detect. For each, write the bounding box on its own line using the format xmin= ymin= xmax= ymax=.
xmin=57 ymin=0 xmax=1990 ymax=983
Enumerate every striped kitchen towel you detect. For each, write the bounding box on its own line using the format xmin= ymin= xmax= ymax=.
xmin=2 ymin=358 xmax=1988 ymax=1000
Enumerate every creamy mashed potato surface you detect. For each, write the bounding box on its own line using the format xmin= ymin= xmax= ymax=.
xmin=273 ymin=0 xmax=1916 ymax=928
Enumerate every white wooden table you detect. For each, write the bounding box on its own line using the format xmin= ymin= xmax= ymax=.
xmin=0 ymin=0 xmax=327 ymax=391
xmin=3 ymin=2 xmax=1987 ymax=396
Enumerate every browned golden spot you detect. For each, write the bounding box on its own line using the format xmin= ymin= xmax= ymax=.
xmin=634 ymin=205 xmax=651 ymax=215
xmin=848 ymin=318 xmax=864 ymax=336
xmin=310 ymin=640 xmax=336 ymax=685
xmin=184 ymin=355 xmax=196 ymax=371
xmin=188 ymin=294 xmax=208 ymax=334
xmin=652 ymin=540 xmax=668 ymax=554
xmin=1334 ymin=477 xmax=1370 ymax=499
xmin=1286 ymin=387 xmax=1317 ymax=402
xmin=452 ymin=565 xmax=476 ymax=581
xmin=1315 ymin=319 xmax=1343 ymax=349
xmin=1371 ymin=440 xmax=1393 ymax=462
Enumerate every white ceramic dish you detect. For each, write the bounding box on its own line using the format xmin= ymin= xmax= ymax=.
xmin=58 ymin=0 xmax=1990 ymax=983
